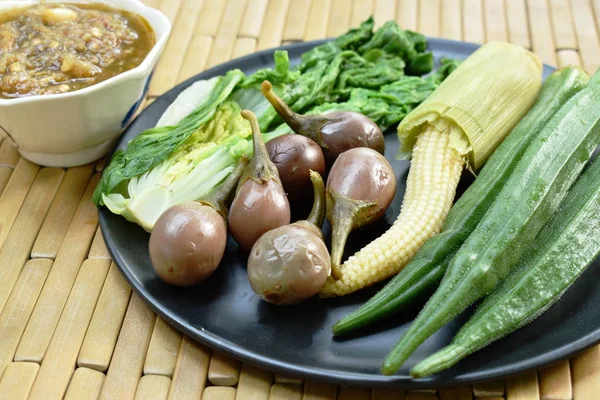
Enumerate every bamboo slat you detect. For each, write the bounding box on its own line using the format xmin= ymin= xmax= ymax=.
xmin=232 ymin=38 xmax=258 ymax=59
xmin=557 ymin=49 xmax=582 ymax=68
xmin=208 ymin=350 xmax=241 ymax=387
xmin=404 ymin=395 xmax=438 ymax=400
xmin=134 ymin=375 xmax=171 ymax=400
xmin=64 ymin=368 xmax=105 ymax=400
xmin=148 ymin=0 xmax=204 ymax=96
xmin=257 ymin=0 xmax=291 ymax=50
xmin=0 ymin=362 xmax=39 ymax=400
xmin=570 ymin=0 xmax=600 ymax=73
xmin=238 ymin=0 xmax=268 ymax=38
xmin=327 ymin=0 xmax=352 ymax=38
xmin=282 ymin=0 xmax=312 ymax=41
xmin=0 ymin=159 xmax=39 ymax=251
xmin=88 ymin=227 xmax=111 ymax=259
xmin=274 ymin=374 xmax=303 ymax=385
xmin=505 ymin=0 xmax=530 ymax=49
xmin=303 ymin=0 xmax=331 ymax=40
xmin=14 ymin=175 xmax=99 ymax=363
xmin=98 ymin=293 xmax=155 ymax=400
xmin=0 ymin=168 xmax=62 ymax=314
xmin=206 ymin=0 xmax=249 ymax=69
xmin=549 ymin=0 xmax=577 ymax=50
xmin=397 ymin=0 xmax=418 ymax=31
xmin=441 ymin=0 xmax=462 ymax=41
xmin=302 ymin=381 xmax=338 ymax=400
xmin=156 ymin=0 xmax=183 ymax=24
xmin=143 ymin=316 xmax=183 ymax=378
xmin=31 ymin=164 xmax=93 ymax=259
xmin=27 ymin=259 xmax=110 ymax=400
xmin=235 ymin=363 xmax=272 ymax=400
xmin=78 ymin=263 xmax=132 ymax=372
xmin=506 ymin=371 xmax=540 ymax=400
xmin=571 ymin=346 xmax=600 ymax=400
xmin=337 ymin=388 xmax=371 ymax=400
xmin=462 ymin=0 xmax=485 ymax=43
xmin=203 ymin=386 xmax=237 ymax=400
xmin=538 ymin=360 xmax=572 ymax=400
xmin=177 ymin=35 xmax=213 ymax=84
xmin=167 ymin=336 xmax=211 ymax=400
xmin=196 ymin=0 xmax=227 ymax=37
xmin=0 ymin=140 xmax=19 ymax=168
xmin=373 ymin=0 xmax=396 ymax=29
xmin=473 ymin=380 xmax=505 ymax=397
xmin=371 ymin=388 xmax=406 ymax=400
xmin=438 ymin=387 xmax=471 ymax=400
xmin=418 ymin=0 xmax=440 ymax=37
xmin=0 ymin=168 xmax=12 ymax=196
xmin=409 ymin=389 xmax=437 ymax=395
xmin=0 ymin=259 xmax=51 ymax=377
xmin=269 ymin=383 xmax=303 ymax=400
xmin=527 ymin=0 xmax=558 ymax=66
xmin=483 ymin=0 xmax=507 ymax=42
xmin=351 ymin=0 xmax=374 ymax=27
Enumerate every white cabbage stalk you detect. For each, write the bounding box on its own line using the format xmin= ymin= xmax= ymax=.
xmin=103 ymin=146 xmax=236 ymax=232
xmin=156 ymin=77 xmax=220 ymax=127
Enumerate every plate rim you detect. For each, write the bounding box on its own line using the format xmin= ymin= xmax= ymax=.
xmin=98 ymin=38 xmax=597 ymax=388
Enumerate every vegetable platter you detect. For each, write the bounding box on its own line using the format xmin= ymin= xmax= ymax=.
xmin=96 ymin=18 xmax=600 ymax=387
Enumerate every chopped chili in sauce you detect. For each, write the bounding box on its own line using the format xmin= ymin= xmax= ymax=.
xmin=0 ymin=3 xmax=155 ymax=98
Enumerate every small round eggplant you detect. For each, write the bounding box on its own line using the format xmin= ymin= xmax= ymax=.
xmin=261 ymin=80 xmax=384 ymax=165
xmin=228 ymin=110 xmax=291 ymax=251
xmin=265 ymin=134 xmax=326 ymax=208
xmin=149 ymin=203 xmax=227 ymax=286
xmin=326 ymin=147 xmax=397 ymax=279
xmin=149 ymin=157 xmax=249 ymax=286
xmin=247 ymin=171 xmax=330 ymax=305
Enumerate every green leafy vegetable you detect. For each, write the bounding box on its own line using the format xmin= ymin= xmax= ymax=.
xmin=93 ymin=69 xmax=244 ymax=205
xmin=94 ymin=16 xmax=460 ymax=232
xmin=101 ymin=101 xmax=253 ymax=231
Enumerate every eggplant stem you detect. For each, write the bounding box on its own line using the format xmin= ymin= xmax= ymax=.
xmin=261 ymin=80 xmax=329 ymax=149
xmin=307 ymin=170 xmax=326 ymax=228
xmin=327 ymin=189 xmax=380 ymax=280
xmin=261 ymin=81 xmax=303 ymax=131
xmin=241 ymin=110 xmax=282 ymax=186
xmin=201 ymin=156 xmax=249 ymax=218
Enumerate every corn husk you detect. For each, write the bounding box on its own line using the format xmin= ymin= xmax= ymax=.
xmin=397 ymin=41 xmax=543 ymax=170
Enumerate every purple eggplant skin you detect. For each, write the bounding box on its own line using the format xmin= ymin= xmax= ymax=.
xmin=260 ymin=80 xmax=384 ymax=166
xmin=247 ymin=222 xmax=330 ymax=305
xmin=247 ymin=170 xmax=330 ymax=305
xmin=149 ymin=203 xmax=227 ymax=286
xmin=228 ymin=110 xmax=292 ymax=252
xmin=228 ymin=179 xmax=291 ymax=251
xmin=266 ymin=134 xmax=326 ymax=207
xmin=319 ymin=110 xmax=385 ymax=165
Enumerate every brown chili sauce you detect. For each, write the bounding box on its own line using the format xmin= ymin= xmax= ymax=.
xmin=0 ymin=3 xmax=155 ymax=98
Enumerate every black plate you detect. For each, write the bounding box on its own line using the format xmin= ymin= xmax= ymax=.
xmin=99 ymin=39 xmax=598 ymax=388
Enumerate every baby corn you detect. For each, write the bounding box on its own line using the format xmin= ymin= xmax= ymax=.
xmin=320 ymin=42 xmax=542 ymax=297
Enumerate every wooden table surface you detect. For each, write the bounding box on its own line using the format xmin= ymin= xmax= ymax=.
xmin=1 ymin=0 xmax=600 ymax=399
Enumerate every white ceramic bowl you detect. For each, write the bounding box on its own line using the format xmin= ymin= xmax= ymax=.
xmin=0 ymin=0 xmax=171 ymax=167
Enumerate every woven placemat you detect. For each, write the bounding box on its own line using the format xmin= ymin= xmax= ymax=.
xmin=1 ymin=1 xmax=600 ymax=399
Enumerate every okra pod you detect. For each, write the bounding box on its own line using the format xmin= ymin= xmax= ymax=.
xmin=412 ymin=152 xmax=600 ymax=377
xmin=332 ymin=67 xmax=589 ymax=337
xmin=381 ymin=69 xmax=600 ymax=375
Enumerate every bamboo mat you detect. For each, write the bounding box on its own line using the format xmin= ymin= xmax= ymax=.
xmin=1 ymin=0 xmax=600 ymax=399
